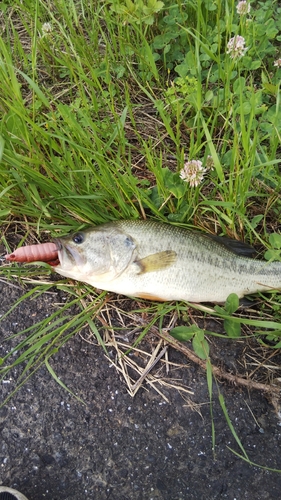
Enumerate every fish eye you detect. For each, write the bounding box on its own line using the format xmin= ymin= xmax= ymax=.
xmin=72 ymin=232 xmax=84 ymax=244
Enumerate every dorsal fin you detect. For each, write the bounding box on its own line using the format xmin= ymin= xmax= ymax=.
xmin=204 ymin=234 xmax=257 ymax=258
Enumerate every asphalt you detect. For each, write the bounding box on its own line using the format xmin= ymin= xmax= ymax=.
xmin=1 ymin=279 xmax=281 ymax=500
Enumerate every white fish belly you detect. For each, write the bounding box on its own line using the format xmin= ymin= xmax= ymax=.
xmin=86 ymin=260 xmax=281 ymax=303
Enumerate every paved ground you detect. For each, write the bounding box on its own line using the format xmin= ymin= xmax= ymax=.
xmin=1 ymin=279 xmax=281 ymax=500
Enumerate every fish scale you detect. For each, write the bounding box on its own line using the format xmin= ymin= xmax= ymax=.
xmin=54 ymin=220 xmax=281 ymax=303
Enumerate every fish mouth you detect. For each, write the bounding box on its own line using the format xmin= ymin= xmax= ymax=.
xmin=54 ymin=239 xmax=86 ymax=268
xmin=43 ymin=239 xmax=62 ymax=267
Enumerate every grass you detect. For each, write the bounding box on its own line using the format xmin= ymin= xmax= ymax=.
xmin=1 ymin=0 xmax=281 ymax=469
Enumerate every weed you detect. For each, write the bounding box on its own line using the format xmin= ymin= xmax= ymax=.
xmin=1 ymin=0 xmax=281 ymax=469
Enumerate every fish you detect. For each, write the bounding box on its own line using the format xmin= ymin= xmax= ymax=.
xmin=53 ymin=220 xmax=281 ymax=303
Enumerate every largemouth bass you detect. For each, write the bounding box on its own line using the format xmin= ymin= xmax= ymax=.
xmin=54 ymin=220 xmax=281 ymax=303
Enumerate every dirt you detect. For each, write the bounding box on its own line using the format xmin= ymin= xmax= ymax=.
xmin=1 ymin=279 xmax=281 ymax=500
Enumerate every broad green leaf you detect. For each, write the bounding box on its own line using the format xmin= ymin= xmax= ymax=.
xmin=233 ymin=77 xmax=245 ymax=95
xmin=268 ymin=233 xmax=281 ymax=249
xmin=250 ymin=60 xmax=261 ymax=70
xmin=224 ymin=319 xmax=241 ymax=338
xmin=262 ymin=83 xmax=278 ymax=96
xmin=192 ymin=333 xmax=209 ymax=360
xmin=264 ymin=249 xmax=281 ymax=261
xmin=224 ymin=293 xmax=240 ymax=315
xmin=250 ymin=214 xmax=263 ymax=229
xmin=170 ymin=325 xmax=199 ymax=341
xmin=214 ymin=305 xmax=226 ymax=315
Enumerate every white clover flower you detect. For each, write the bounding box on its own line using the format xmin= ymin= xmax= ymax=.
xmin=274 ymin=58 xmax=281 ymax=68
xmin=226 ymin=36 xmax=248 ymax=59
xmin=236 ymin=1 xmax=251 ymax=15
xmin=42 ymin=22 xmax=52 ymax=34
xmin=180 ymin=160 xmax=207 ymax=187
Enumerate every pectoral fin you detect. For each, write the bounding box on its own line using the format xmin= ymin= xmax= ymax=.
xmin=135 ymin=250 xmax=177 ymax=274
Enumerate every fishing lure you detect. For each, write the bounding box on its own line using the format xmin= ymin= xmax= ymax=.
xmin=5 ymin=242 xmax=59 ymax=265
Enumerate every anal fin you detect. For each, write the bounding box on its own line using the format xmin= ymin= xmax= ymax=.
xmin=134 ymin=292 xmax=167 ymax=302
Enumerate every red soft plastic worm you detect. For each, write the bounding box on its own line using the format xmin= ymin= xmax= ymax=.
xmin=5 ymin=242 xmax=58 ymax=264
